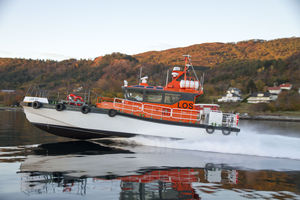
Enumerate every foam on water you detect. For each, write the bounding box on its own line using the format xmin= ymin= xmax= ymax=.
xmin=128 ymin=126 xmax=300 ymax=160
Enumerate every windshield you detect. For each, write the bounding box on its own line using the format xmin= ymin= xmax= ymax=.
xmin=165 ymin=93 xmax=181 ymax=104
xmin=144 ymin=91 xmax=163 ymax=103
xmin=126 ymin=90 xmax=143 ymax=101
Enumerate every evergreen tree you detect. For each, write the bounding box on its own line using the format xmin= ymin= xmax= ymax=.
xmin=246 ymin=80 xmax=257 ymax=94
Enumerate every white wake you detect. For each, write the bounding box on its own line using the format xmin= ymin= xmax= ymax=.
xmin=128 ymin=126 xmax=300 ymax=160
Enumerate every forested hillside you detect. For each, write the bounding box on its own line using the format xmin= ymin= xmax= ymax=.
xmin=0 ymin=37 xmax=299 ymax=100
xmin=135 ymin=37 xmax=300 ymax=66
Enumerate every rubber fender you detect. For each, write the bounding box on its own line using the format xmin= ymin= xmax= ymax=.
xmin=108 ymin=109 xmax=117 ymax=117
xmin=32 ymin=101 xmax=42 ymax=109
xmin=55 ymin=103 xmax=65 ymax=111
xmin=222 ymin=128 xmax=231 ymax=136
xmin=205 ymin=163 xmax=214 ymax=170
xmin=81 ymin=105 xmax=91 ymax=114
xmin=206 ymin=126 xmax=215 ymax=134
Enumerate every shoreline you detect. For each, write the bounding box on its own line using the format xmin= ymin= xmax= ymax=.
xmin=239 ymin=115 xmax=300 ymax=122
xmin=0 ymin=107 xmax=23 ymax=111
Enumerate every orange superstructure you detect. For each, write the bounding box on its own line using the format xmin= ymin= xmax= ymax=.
xmin=96 ymin=55 xmax=217 ymax=124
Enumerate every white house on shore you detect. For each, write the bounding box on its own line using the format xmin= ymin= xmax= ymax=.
xmin=218 ymin=87 xmax=242 ymax=102
xmin=248 ymin=83 xmax=295 ymax=104
xmin=267 ymin=86 xmax=281 ymax=95
xmin=267 ymin=83 xmax=292 ymax=95
xmin=266 ymin=83 xmax=293 ymax=101
xmin=279 ymin=83 xmax=292 ymax=90
xmin=247 ymin=92 xmax=277 ymax=103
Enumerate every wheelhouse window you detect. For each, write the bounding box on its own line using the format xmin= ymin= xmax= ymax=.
xmin=126 ymin=89 xmax=143 ymax=101
xmin=164 ymin=93 xmax=181 ymax=104
xmin=144 ymin=91 xmax=163 ymax=103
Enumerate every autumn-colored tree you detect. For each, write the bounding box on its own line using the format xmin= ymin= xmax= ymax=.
xmin=275 ymin=91 xmax=300 ymax=111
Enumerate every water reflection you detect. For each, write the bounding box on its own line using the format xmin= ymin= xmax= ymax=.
xmin=1 ymin=110 xmax=300 ymax=199
xmin=14 ymin=141 xmax=300 ymax=200
xmin=18 ymin=168 xmax=300 ymax=200
xmin=0 ymin=110 xmax=69 ymax=146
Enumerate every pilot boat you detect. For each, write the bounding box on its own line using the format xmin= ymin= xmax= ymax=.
xmin=21 ymin=55 xmax=240 ymax=140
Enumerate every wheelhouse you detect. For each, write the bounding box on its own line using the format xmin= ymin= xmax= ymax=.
xmin=123 ymin=86 xmax=198 ymax=106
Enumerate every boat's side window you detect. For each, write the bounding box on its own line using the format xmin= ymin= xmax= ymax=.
xmin=144 ymin=91 xmax=163 ymax=103
xmin=126 ymin=90 xmax=143 ymax=101
xmin=165 ymin=93 xmax=181 ymax=104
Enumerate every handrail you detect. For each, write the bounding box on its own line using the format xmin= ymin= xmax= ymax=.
xmin=97 ymin=97 xmax=115 ymax=103
xmin=109 ymin=97 xmax=238 ymax=127
xmin=143 ymin=103 xmax=172 ymax=118
xmin=112 ymin=98 xmax=200 ymax=122
xmin=113 ymin=98 xmax=143 ymax=113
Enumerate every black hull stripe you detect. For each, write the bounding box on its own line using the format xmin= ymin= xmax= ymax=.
xmin=33 ymin=123 xmax=136 ymax=139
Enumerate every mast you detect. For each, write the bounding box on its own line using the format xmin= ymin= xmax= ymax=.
xmin=164 ymin=55 xmax=202 ymax=95
xmin=139 ymin=67 xmax=143 ymax=84
xmin=165 ymin=69 xmax=169 ymax=87
xmin=183 ymin=54 xmax=191 ymax=82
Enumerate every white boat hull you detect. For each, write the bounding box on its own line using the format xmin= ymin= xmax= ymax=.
xmin=22 ymin=106 xmax=226 ymax=140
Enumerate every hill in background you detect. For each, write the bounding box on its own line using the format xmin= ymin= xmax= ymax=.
xmin=135 ymin=37 xmax=300 ymax=66
xmin=0 ymin=37 xmax=299 ymax=101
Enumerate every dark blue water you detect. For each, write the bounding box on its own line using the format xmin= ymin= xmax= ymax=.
xmin=0 ymin=110 xmax=300 ymax=200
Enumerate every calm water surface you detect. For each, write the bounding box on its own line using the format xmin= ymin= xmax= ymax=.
xmin=0 ymin=110 xmax=300 ymax=200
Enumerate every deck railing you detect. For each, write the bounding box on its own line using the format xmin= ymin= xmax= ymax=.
xmin=172 ymin=108 xmax=200 ymax=122
xmin=113 ymin=98 xmax=143 ymax=115
xmin=98 ymin=98 xmax=239 ymax=127
xmin=222 ymin=113 xmax=238 ymax=127
xmin=113 ymin=98 xmax=200 ymax=123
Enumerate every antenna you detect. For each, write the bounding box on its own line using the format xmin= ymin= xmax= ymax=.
xmin=139 ymin=67 xmax=143 ymax=84
xmin=183 ymin=54 xmax=200 ymax=82
xmin=165 ymin=69 xmax=169 ymax=87
xmin=201 ymin=73 xmax=205 ymax=91
xmin=190 ymin=62 xmax=199 ymax=82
